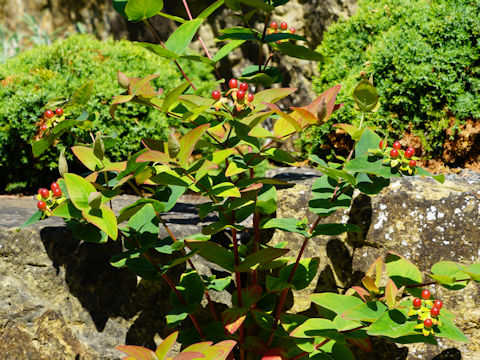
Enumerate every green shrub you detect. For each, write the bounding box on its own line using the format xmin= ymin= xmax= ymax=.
xmin=0 ymin=34 xmax=212 ymax=192
xmin=302 ymin=0 xmax=480 ymax=159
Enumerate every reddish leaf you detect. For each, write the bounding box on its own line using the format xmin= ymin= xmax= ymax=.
xmin=136 ymin=150 xmax=171 ymax=165
xmin=155 ymin=331 xmax=178 ymax=360
xmin=223 ymin=308 xmax=247 ymax=335
xmin=116 ymin=345 xmax=157 ymax=360
xmin=262 ymin=348 xmax=286 ymax=360
xmin=303 ymin=84 xmax=342 ymax=124
xmin=178 ymin=123 xmax=210 ymax=166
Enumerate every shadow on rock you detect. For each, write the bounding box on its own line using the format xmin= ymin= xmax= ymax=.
xmin=40 ymin=226 xmax=137 ymax=332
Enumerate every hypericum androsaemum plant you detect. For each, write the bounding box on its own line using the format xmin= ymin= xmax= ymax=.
xmin=21 ymin=0 xmax=479 ymax=359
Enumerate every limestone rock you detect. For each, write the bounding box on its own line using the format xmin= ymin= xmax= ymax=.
xmin=267 ymin=168 xmax=480 ymax=360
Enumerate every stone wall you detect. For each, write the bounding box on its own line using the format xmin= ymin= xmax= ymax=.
xmin=1 ymin=169 xmax=479 ymax=359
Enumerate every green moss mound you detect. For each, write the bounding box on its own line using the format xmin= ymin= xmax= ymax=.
xmin=303 ymin=0 xmax=480 ymax=161
xmin=0 ymin=34 xmax=212 ymax=192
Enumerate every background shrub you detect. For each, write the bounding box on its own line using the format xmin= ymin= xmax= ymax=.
xmin=301 ymin=0 xmax=480 ymax=160
xmin=0 ymin=34 xmax=212 ymax=192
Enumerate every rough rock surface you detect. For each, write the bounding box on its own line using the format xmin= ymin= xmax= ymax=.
xmin=1 ymin=168 xmax=479 ymax=359
xmin=267 ymin=168 xmax=480 ymax=360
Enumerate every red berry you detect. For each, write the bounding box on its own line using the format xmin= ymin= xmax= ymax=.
xmin=39 ymin=188 xmax=49 ymax=199
xmin=424 ymin=318 xmax=433 ymax=328
xmin=237 ymin=90 xmax=245 ymax=100
xmin=390 ymin=149 xmax=399 ymax=158
xmin=212 ymin=90 xmax=221 ymax=101
xmin=228 ymin=79 xmax=238 ymax=89
xmin=280 ymin=22 xmax=288 ymax=30
xmin=413 ymin=298 xmax=422 ymax=308
xmin=409 ymin=160 xmax=417 ymax=167
xmin=405 ymin=150 xmax=414 ymax=159
xmin=431 ymin=307 xmax=440 ymax=317
xmin=270 ymin=22 xmax=278 ymax=29
xmin=37 ymin=201 xmax=47 ymax=211
xmin=55 ymin=108 xmax=63 ymax=116
xmin=51 ymin=182 xmax=60 ymax=191
xmin=239 ymin=82 xmax=248 ymax=92
xmin=53 ymin=188 xmax=62 ymax=197
xmin=433 ymin=300 xmax=443 ymax=309
xmin=421 ymin=289 xmax=431 ymax=300
xmin=40 ymin=123 xmax=47 ymax=132
xmin=45 ymin=110 xmax=54 ymax=119
xmin=290 ymin=27 xmax=296 ymax=34
xmin=406 ymin=147 xmax=415 ymax=154
xmin=247 ymin=93 xmax=254 ymax=102
xmin=379 ymin=140 xmax=385 ymax=149
xmin=393 ymin=141 xmax=402 ymax=150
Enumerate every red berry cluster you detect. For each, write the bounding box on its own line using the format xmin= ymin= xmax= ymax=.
xmin=379 ymin=140 xmax=419 ymax=174
xmin=409 ymin=289 xmax=444 ymax=336
xmin=268 ymin=21 xmax=296 ymax=44
xmin=212 ymin=79 xmax=255 ymax=112
xmin=39 ymin=108 xmax=64 ymax=134
xmin=36 ymin=182 xmax=65 ymax=215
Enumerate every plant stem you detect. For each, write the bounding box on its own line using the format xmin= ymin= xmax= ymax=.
xmin=156 ymin=213 xmax=220 ymax=322
xmin=258 ymin=14 xmax=271 ymax=72
xmin=122 ymin=233 xmax=205 ymax=339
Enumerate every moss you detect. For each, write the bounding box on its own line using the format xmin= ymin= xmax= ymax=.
xmin=0 ymin=34 xmax=212 ymax=192
xmin=301 ymin=0 xmax=480 ymax=160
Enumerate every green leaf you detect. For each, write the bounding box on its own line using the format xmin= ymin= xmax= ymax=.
xmin=236 ymin=247 xmax=289 ymax=272
xmin=436 ymin=315 xmax=469 ymax=342
xmin=170 ymin=270 xmax=204 ymax=308
xmin=64 ymin=173 xmax=96 ymax=210
xmin=264 ymin=33 xmax=305 ymax=43
xmin=289 ymin=318 xmax=338 ymax=339
xmin=157 ymin=12 xmax=186 ymax=23
xmin=165 ymin=18 xmax=203 ymax=55
xmin=309 ymin=175 xmax=353 ymax=217
xmin=429 ymin=261 xmax=468 ymax=290
xmin=256 ymin=185 xmax=277 ymax=215
xmin=367 ymin=308 xmax=422 ymax=339
xmin=355 ymin=128 xmax=382 ymax=159
xmin=353 ymin=80 xmax=379 ymax=112
xmin=416 ymin=166 xmax=445 ymax=184
xmin=213 ymin=40 xmax=245 ymax=62
xmin=203 ymin=275 xmax=232 ymax=292
xmin=69 ymin=221 xmax=108 ymax=244
xmin=315 ymin=164 xmax=356 ymax=186
xmin=238 ymin=0 xmax=274 ymax=11
xmin=178 ymin=123 xmax=210 ymax=166
xmin=276 ymin=42 xmax=322 ymax=61
xmin=261 ymin=217 xmax=310 ymax=237
xmin=18 ymin=211 xmax=43 ymax=230
xmin=125 ymin=0 xmax=164 ymax=21
xmin=137 ymin=42 xmax=179 ymax=60
xmin=310 ymin=293 xmax=364 ymax=316
xmin=385 ymin=253 xmax=423 ymax=296
xmin=32 ymin=133 xmax=57 ymax=157
xmin=185 ymin=240 xmax=235 ymax=272
xmin=345 ymin=156 xmax=400 ymax=179
xmin=198 ymin=0 xmax=225 ymax=19
xmin=218 ymin=26 xmax=256 ymax=41
xmin=82 ymin=204 xmax=118 ymax=240
xmin=72 ymin=80 xmax=94 ymax=106
xmin=161 ymin=80 xmax=192 ymax=112
xmin=263 ymin=148 xmax=296 ymax=164
xmin=211 ymin=182 xmax=241 ymax=198
xmin=71 ymin=146 xmax=104 ymax=171
xmin=112 ymin=0 xmax=128 ymax=18
xmin=267 ymin=258 xmax=319 ymax=291
xmin=250 ymin=87 xmax=297 ymax=111
xmin=462 ymin=263 xmax=480 ymax=281
xmin=51 ymin=200 xmax=83 ymax=218
xmin=342 ymin=301 xmax=388 ymax=322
